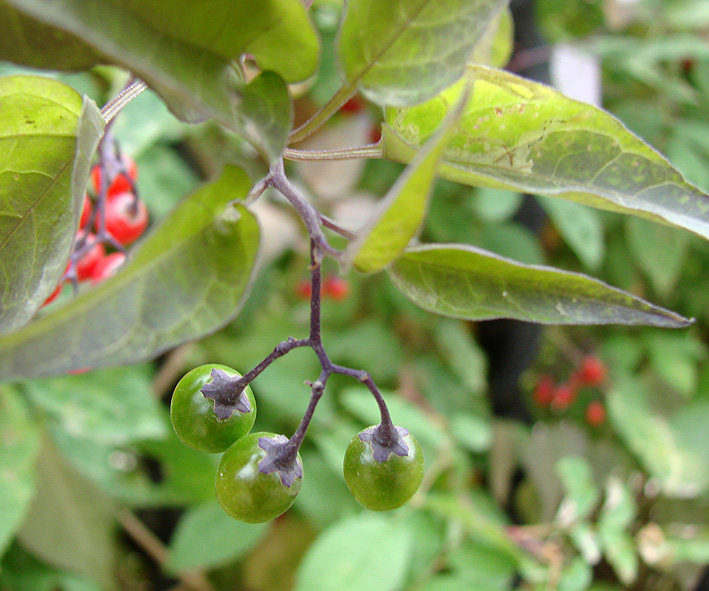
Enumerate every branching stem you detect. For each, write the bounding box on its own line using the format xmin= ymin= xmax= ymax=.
xmin=205 ymin=153 xmax=400 ymax=470
xmin=268 ymin=159 xmax=341 ymax=258
xmin=208 ymin=234 xmax=399 ymax=469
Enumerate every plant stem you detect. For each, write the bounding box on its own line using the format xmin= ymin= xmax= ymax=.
xmin=319 ymin=214 xmax=358 ymax=240
xmin=117 ymin=509 xmax=215 ymax=591
xmin=283 ymin=144 xmax=382 ymax=161
xmin=101 ymin=79 xmax=148 ymax=123
xmin=227 ymin=166 xmax=400 ymax=468
xmin=224 ymin=337 xmax=309 ymax=400
xmin=269 ymin=159 xmax=340 ymax=258
xmin=289 ymin=84 xmax=357 ymax=144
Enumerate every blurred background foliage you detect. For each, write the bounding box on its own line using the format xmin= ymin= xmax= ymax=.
xmin=2 ymin=0 xmax=709 ymax=590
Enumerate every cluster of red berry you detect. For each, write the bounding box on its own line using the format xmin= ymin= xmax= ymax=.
xmin=532 ymin=354 xmax=608 ymax=427
xmin=295 ymin=276 xmax=350 ymax=302
xmin=42 ymin=153 xmax=148 ymax=307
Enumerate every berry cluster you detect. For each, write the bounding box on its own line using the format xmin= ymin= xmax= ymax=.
xmin=170 ymin=244 xmax=423 ymax=523
xmin=170 ymin=363 xmax=423 ymax=522
xmin=42 ymin=150 xmax=148 ymax=307
xmin=532 ymin=354 xmax=608 ymax=427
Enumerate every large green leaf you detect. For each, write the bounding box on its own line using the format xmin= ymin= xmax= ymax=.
xmin=336 ymin=0 xmax=507 ymax=106
xmin=0 ymin=3 xmax=103 ymax=70
xmin=383 ymin=65 xmax=709 ymax=241
xmin=295 ymin=513 xmax=412 ymax=591
xmin=3 ymin=0 xmax=318 ymax=83
xmin=0 ymin=166 xmax=260 ymax=382
xmin=0 ymin=76 xmax=104 ymax=335
xmin=0 ymin=386 xmax=40 ymax=558
xmin=387 ymin=244 xmax=690 ymax=326
xmin=344 ymin=87 xmax=468 ymax=272
xmin=17 ymin=441 xmax=117 ymax=591
xmin=5 ymin=0 xmax=306 ymax=161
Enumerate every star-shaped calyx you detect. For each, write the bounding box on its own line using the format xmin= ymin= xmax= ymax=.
xmin=359 ymin=425 xmax=410 ymax=463
xmin=200 ymin=368 xmax=252 ymax=420
xmin=257 ymin=435 xmax=304 ymax=487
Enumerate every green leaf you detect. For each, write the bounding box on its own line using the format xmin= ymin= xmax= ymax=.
xmin=670 ymin=401 xmax=709 ymax=489
xmin=538 ymin=196 xmax=605 ymax=270
xmin=50 ymin=413 xmax=220 ymax=507
xmin=555 ymin=456 xmax=600 ymax=524
xmin=469 ymin=6 xmax=514 ymax=68
xmin=383 ymin=65 xmax=709 ymax=241
xmin=644 ymin=331 xmax=701 ymax=396
xmin=23 ymin=365 xmax=165 ymax=445
xmin=345 ymin=87 xmax=468 ymax=272
xmin=599 ymin=477 xmax=635 ymax=534
xmin=445 ymin=537 xmax=516 ymax=589
xmin=6 ymin=0 xmax=303 ymax=161
xmin=426 ymin=491 xmax=523 ymax=563
xmin=168 ymin=503 xmax=267 ymax=573
xmin=569 ymin=523 xmax=601 ymax=565
xmin=0 ymin=542 xmax=61 ymax=591
xmin=336 ymin=0 xmax=507 ymax=106
xmin=0 ymin=4 xmax=103 ymax=70
xmin=625 ymin=217 xmax=689 ymax=298
xmin=470 ymin=187 xmax=522 ymax=223
xmin=6 ymin=0 xmax=318 ymax=83
xmin=295 ymin=513 xmax=412 ymax=591
xmin=0 ymin=76 xmax=103 ymax=334
xmin=0 ymin=387 xmax=40 ymax=557
xmin=558 ymin=556 xmax=593 ymax=591
xmin=664 ymin=530 xmax=709 ymax=564
xmin=17 ymin=441 xmax=117 ymax=591
xmin=0 ymin=166 xmax=260 ymax=382
xmin=598 ymin=529 xmax=637 ymax=585
xmin=432 ymin=320 xmax=487 ymax=397
xmin=450 ymin=414 xmax=492 ymax=453
xmin=387 ymin=244 xmax=690 ymax=326
xmin=294 ymin=449 xmax=358 ymax=529
xmin=608 ymin=379 xmax=709 ymax=497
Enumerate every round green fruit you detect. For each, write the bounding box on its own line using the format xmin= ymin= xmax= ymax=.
xmin=343 ymin=425 xmax=424 ymax=511
xmin=170 ymin=364 xmax=256 ymax=453
xmin=216 ymin=432 xmax=303 ymax=523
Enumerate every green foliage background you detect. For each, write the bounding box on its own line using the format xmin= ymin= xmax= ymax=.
xmin=1 ymin=0 xmax=709 ymax=590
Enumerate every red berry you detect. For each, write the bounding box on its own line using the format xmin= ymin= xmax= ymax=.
xmin=91 ymin=153 xmax=137 ymax=198
xmin=79 ymin=193 xmax=93 ymax=230
xmin=75 ymin=234 xmax=106 ymax=281
xmin=295 ymin=280 xmax=312 ymax=300
xmin=66 ymin=367 xmax=90 ymax=375
xmin=576 ymin=355 xmax=607 ymax=387
xmin=533 ymin=374 xmax=555 ymax=407
xmin=550 ymin=383 xmax=577 ymax=412
xmin=323 ymin=276 xmax=349 ymax=301
xmin=585 ymin=400 xmax=606 ymax=427
xmin=340 ymin=95 xmax=366 ymax=115
xmin=91 ymin=252 xmax=127 ymax=284
xmin=101 ymin=192 xmax=149 ymax=245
